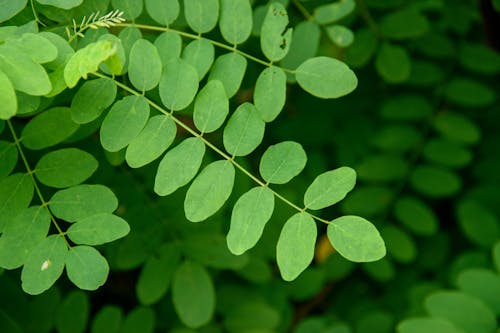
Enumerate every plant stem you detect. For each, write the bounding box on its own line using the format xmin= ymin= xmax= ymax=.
xmin=354 ymin=0 xmax=382 ymax=38
xmin=92 ymin=72 xmax=331 ymax=225
xmin=7 ymin=120 xmax=70 ymax=247
xmin=29 ymin=0 xmax=46 ymax=27
xmin=291 ymin=0 xmax=313 ymax=20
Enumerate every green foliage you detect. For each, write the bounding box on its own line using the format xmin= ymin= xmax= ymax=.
xmin=0 ymin=0 xmax=499 ymax=332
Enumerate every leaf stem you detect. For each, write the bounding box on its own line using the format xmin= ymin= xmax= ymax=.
xmin=29 ymin=0 xmax=46 ymax=27
xmin=353 ymin=0 xmax=382 ymax=38
xmin=6 ymin=120 xmax=70 ymax=247
xmin=91 ymin=72 xmax=331 ymax=225
xmin=291 ymin=0 xmax=313 ymax=20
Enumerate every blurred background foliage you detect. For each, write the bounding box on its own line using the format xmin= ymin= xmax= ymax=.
xmin=1 ymin=0 xmax=500 ymax=332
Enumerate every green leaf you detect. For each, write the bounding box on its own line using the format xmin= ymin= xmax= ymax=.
xmin=184 ymin=160 xmax=235 ymax=222
xmin=49 ymin=184 xmax=118 ymax=222
xmin=423 ymin=139 xmax=472 ymax=168
xmin=223 ymin=103 xmax=265 ymax=156
xmin=0 ymin=173 xmax=34 ymax=232
xmin=40 ymin=31 xmax=74 ymax=68
xmin=375 ymin=43 xmax=411 ymax=83
xmin=276 ymin=212 xmax=317 ymax=281
xmin=227 ymin=187 xmax=275 ymax=255
xmin=219 ymin=0 xmax=253 ymax=45
xmin=91 ymin=306 xmax=123 ymax=333
xmin=373 ymin=124 xmax=422 ymax=153
xmin=0 ymin=140 xmax=18 ymax=178
xmin=111 ymin=0 xmax=143 ymax=19
xmin=70 ymin=78 xmax=117 ymax=124
xmin=126 ymin=115 xmax=177 ymax=168
xmin=459 ymin=43 xmax=500 ymax=75
xmin=172 ymin=260 xmax=215 ymax=328
xmin=380 ymin=94 xmax=432 ymax=121
xmin=183 ymin=234 xmax=248 ymax=269
xmin=445 ymin=77 xmax=496 ymax=107
xmin=341 ymin=185 xmax=393 ymax=217
xmin=380 ymin=9 xmax=429 ymax=39
xmin=208 ymin=52 xmax=247 ymax=98
xmin=410 ymin=165 xmax=461 ymax=198
xmin=35 ymin=148 xmax=98 ymax=188
xmin=457 ymin=268 xmax=500 ymax=315
xmin=128 ymin=39 xmax=162 ymax=92
xmin=295 ymin=57 xmax=358 ymax=99
xmin=304 ymin=167 xmax=356 ymax=210
xmin=345 ymin=28 xmax=378 ymax=68
xmin=136 ymin=244 xmax=180 ymax=305
xmin=425 ymin=291 xmax=496 ymax=333
xmin=193 ymin=80 xmax=229 ymax=133
xmin=183 ymin=0 xmax=219 ymax=34
xmin=327 ymin=215 xmax=386 ymax=262
xmin=281 ymin=21 xmax=321 ymax=73
xmin=0 ymin=44 xmax=52 ymax=95
xmin=394 ymin=196 xmax=438 ymax=236
xmin=159 ymin=58 xmax=199 ymax=111
xmin=121 ymin=307 xmax=155 ymax=333
xmin=154 ymin=32 xmax=182 ymax=66
xmin=325 ymin=25 xmax=354 ymax=48
xmin=397 ymin=317 xmax=465 ymax=333
xmin=433 ymin=112 xmax=480 ymax=145
xmin=259 ymin=141 xmax=307 ymax=184
xmin=154 ymin=137 xmax=205 ymax=196
xmin=182 ymin=38 xmax=214 ymax=81
xmin=64 ymin=39 xmax=118 ymax=88
xmin=22 ymin=107 xmax=79 ymax=150
xmin=0 ymin=206 xmax=50 ymax=269
xmin=0 ymin=0 xmax=27 ymax=23
xmin=21 ymin=235 xmax=67 ymax=295
xmin=100 ymin=95 xmax=150 ymax=152
xmin=260 ymin=2 xmax=292 ymax=62
xmin=0 ymin=69 xmax=17 ymax=120
xmin=380 ymin=225 xmax=416 ymax=263
xmin=145 ymin=0 xmax=179 ymax=26
xmin=456 ymin=200 xmax=500 ymax=248
xmin=224 ymin=301 xmax=281 ymax=332
xmin=6 ymin=32 xmax=58 ymax=64
xmin=66 ymin=213 xmax=130 ymax=245
xmin=313 ymin=0 xmax=355 ymax=24
xmin=55 ymin=290 xmax=89 ymax=333
xmin=36 ymin=0 xmax=83 ymax=9
xmin=254 ymin=66 xmax=286 ymax=122
xmin=356 ymin=154 xmax=408 ymax=182
xmin=65 ymin=245 xmax=109 ymax=290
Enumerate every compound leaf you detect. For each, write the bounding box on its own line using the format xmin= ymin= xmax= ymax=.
xmin=154 ymin=137 xmax=205 ymax=196
xmin=296 ymin=56 xmax=358 ymax=99
xmin=259 ymin=141 xmax=307 ymax=184
xmin=184 ymin=160 xmax=235 ymax=222
xmin=21 ymin=107 xmax=79 ymax=150
xmin=49 ymin=184 xmax=118 ymax=222
xmin=327 ymin=215 xmax=386 ymax=262
xmin=67 ymin=213 xmax=130 ymax=245
xmin=159 ymin=58 xmax=199 ymax=111
xmin=65 ymin=245 xmax=109 ymax=291
xmin=0 ymin=206 xmax=50 ymax=269
xmin=193 ymin=80 xmax=229 ymax=133
xmin=227 ymin=186 xmax=275 ymax=255
xmin=172 ymin=260 xmax=215 ymax=328
xmin=276 ymin=212 xmax=317 ymax=281
xmin=254 ymin=66 xmax=286 ymax=122
xmin=260 ymin=2 xmax=292 ymax=62
xmin=70 ymin=78 xmax=117 ymax=124
xmin=183 ymin=0 xmax=219 ymax=34
xmin=21 ymin=235 xmax=67 ymax=295
xmin=219 ymin=0 xmax=253 ymax=45
xmin=128 ymin=39 xmax=162 ymax=92
xmin=126 ymin=115 xmax=177 ymax=168
xmin=304 ymin=167 xmax=356 ymax=210
xmin=223 ymin=103 xmax=265 ymax=157
xmin=100 ymin=95 xmax=150 ymax=152
xmin=35 ymin=148 xmax=98 ymax=188
xmin=208 ymin=53 xmax=247 ymax=98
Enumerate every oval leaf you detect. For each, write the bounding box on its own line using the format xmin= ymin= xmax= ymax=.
xmin=0 ymin=69 xmax=17 ymax=120
xmin=223 ymin=103 xmax=265 ymax=157
xmin=260 ymin=2 xmax=292 ymax=62
xmin=227 ymin=187 xmax=275 ymax=255
xmin=154 ymin=137 xmax=206 ymax=196
xmin=183 ymin=0 xmax=219 ymax=34
xmin=254 ymin=66 xmax=286 ymax=122
xmin=159 ymin=58 xmax=199 ymax=111
xmin=128 ymin=39 xmax=162 ymax=92
xmin=184 ymin=160 xmax=235 ymax=222
xmin=208 ymin=53 xmax=247 ymax=98
xmin=219 ymin=0 xmax=253 ymax=45
xmin=304 ymin=166 xmax=356 ymax=210
xmin=327 ymin=215 xmax=386 ymax=262
xmin=276 ymin=212 xmax=317 ymax=281
xmin=100 ymin=95 xmax=150 ymax=152
xmin=296 ymin=57 xmax=358 ymax=99
xmin=193 ymin=80 xmax=229 ymax=133
xmin=35 ymin=148 xmax=98 ymax=188
xmin=70 ymin=78 xmax=117 ymax=124
xmin=65 ymin=245 xmax=109 ymax=291
xmin=0 ymin=173 xmax=34 ymax=231
xmin=260 ymin=141 xmax=307 ymax=184
xmin=66 ymin=213 xmax=130 ymax=245
xmin=145 ymin=0 xmax=179 ymax=26
xmin=182 ymin=38 xmax=214 ymax=81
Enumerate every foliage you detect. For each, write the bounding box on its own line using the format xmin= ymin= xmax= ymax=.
xmin=0 ymin=0 xmax=499 ymax=332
